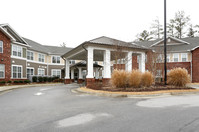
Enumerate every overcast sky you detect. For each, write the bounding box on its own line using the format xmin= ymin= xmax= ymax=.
xmin=0 ymin=0 xmax=198 ymax=48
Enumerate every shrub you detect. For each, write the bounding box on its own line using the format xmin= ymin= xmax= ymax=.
xmin=167 ymin=68 xmax=191 ymax=87
xmin=48 ymin=77 xmax=52 ymax=82
xmin=7 ymin=80 xmax=12 ymax=83
xmin=129 ymin=70 xmax=142 ymax=88
xmin=38 ymin=76 xmax=43 ymax=82
xmin=0 ymin=81 xmax=6 ymax=84
xmin=24 ymin=80 xmax=30 ymax=83
xmin=32 ymin=76 xmax=37 ymax=82
xmin=14 ymin=80 xmax=19 ymax=83
xmin=19 ymin=80 xmax=24 ymax=83
xmin=43 ymin=77 xmax=48 ymax=82
xmin=141 ymin=71 xmax=154 ymax=87
xmin=52 ymin=76 xmax=59 ymax=81
xmin=111 ymin=70 xmax=128 ymax=88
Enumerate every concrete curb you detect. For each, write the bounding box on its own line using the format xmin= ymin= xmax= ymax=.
xmin=0 ymin=83 xmax=63 ymax=92
xmin=72 ymin=88 xmax=199 ymax=98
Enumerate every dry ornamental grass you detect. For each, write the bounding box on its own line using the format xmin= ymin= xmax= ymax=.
xmin=141 ymin=71 xmax=154 ymax=87
xmin=129 ymin=70 xmax=142 ymax=88
xmin=111 ymin=70 xmax=128 ymax=88
xmin=167 ymin=68 xmax=191 ymax=87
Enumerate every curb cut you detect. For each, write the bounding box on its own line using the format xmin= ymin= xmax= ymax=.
xmin=72 ymin=88 xmax=199 ymax=98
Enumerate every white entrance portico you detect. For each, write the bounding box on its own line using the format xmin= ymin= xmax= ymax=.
xmin=62 ymin=36 xmax=148 ymax=87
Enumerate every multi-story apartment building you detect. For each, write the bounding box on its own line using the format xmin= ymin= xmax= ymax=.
xmin=0 ymin=24 xmax=72 ymax=82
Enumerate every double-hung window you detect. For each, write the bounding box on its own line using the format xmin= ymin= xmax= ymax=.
xmin=52 ymin=56 xmax=60 ymax=63
xmin=38 ymin=54 xmax=45 ymax=62
xmin=27 ymin=51 xmax=34 ymax=60
xmin=27 ymin=68 xmax=34 ymax=78
xmin=156 ymin=54 xmax=163 ymax=63
xmin=167 ymin=54 xmax=170 ymax=62
xmin=38 ymin=68 xmax=45 ymax=76
xmin=0 ymin=64 xmax=5 ymax=78
xmin=12 ymin=65 xmax=22 ymax=78
xmin=52 ymin=69 xmax=61 ymax=78
xmin=181 ymin=53 xmax=187 ymax=62
xmin=0 ymin=41 xmax=3 ymax=53
xmin=12 ymin=45 xmax=22 ymax=57
xmin=173 ymin=53 xmax=179 ymax=62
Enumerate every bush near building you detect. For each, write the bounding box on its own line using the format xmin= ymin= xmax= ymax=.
xmin=129 ymin=70 xmax=142 ymax=88
xmin=167 ymin=68 xmax=191 ymax=87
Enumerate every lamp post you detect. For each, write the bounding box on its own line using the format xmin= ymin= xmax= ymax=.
xmin=164 ymin=0 xmax=167 ymax=85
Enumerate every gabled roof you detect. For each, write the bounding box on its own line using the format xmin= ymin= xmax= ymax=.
xmin=87 ymin=36 xmax=148 ymax=49
xmin=23 ymin=37 xmax=73 ymax=55
xmin=134 ymin=37 xmax=199 ymax=52
xmin=70 ymin=61 xmax=102 ymax=68
xmin=0 ymin=24 xmax=28 ymax=45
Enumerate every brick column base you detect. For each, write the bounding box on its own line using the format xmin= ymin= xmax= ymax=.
xmin=64 ymin=79 xmax=71 ymax=84
xmin=102 ymin=78 xmax=111 ymax=87
xmin=77 ymin=79 xmax=84 ymax=84
xmin=86 ymin=78 xmax=95 ymax=88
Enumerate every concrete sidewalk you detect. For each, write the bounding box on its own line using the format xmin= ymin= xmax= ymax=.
xmin=0 ymin=83 xmax=63 ymax=92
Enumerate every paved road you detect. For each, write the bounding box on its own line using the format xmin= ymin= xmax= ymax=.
xmin=0 ymin=84 xmax=199 ymax=132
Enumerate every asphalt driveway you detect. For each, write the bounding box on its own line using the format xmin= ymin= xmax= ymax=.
xmin=0 ymin=83 xmax=199 ymax=132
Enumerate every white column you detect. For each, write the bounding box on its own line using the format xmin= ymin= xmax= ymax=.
xmin=125 ymin=52 xmax=132 ymax=72
xmin=103 ymin=50 xmax=111 ymax=78
xmin=139 ymin=52 xmax=146 ymax=73
xmin=86 ymin=47 xmax=94 ymax=78
xmin=65 ymin=59 xmax=70 ymax=79
xmin=71 ymin=68 xmax=74 ymax=79
xmin=95 ymin=68 xmax=99 ymax=79
xmin=78 ymin=67 xmax=83 ymax=79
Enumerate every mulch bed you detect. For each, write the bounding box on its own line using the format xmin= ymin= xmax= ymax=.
xmin=90 ymin=84 xmax=194 ymax=92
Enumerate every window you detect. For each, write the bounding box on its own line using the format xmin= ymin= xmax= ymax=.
xmin=0 ymin=64 xmax=5 ymax=78
xmin=52 ymin=69 xmax=61 ymax=78
xmin=173 ymin=53 xmax=179 ymax=62
xmin=167 ymin=69 xmax=170 ymax=73
xmin=52 ymin=56 xmax=60 ymax=63
xmin=0 ymin=41 xmax=3 ymax=53
xmin=38 ymin=68 xmax=45 ymax=76
xmin=27 ymin=51 xmax=34 ymax=60
xmin=12 ymin=45 xmax=22 ymax=57
xmin=167 ymin=54 xmax=170 ymax=62
xmin=156 ymin=54 xmax=163 ymax=63
xmin=69 ymin=60 xmax=75 ymax=64
xmin=156 ymin=70 xmax=162 ymax=77
xmin=12 ymin=65 xmax=22 ymax=78
xmin=27 ymin=68 xmax=34 ymax=78
xmin=181 ymin=53 xmax=187 ymax=62
xmin=38 ymin=54 xmax=45 ymax=62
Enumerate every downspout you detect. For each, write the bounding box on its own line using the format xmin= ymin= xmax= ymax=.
xmin=82 ymin=43 xmax=87 ymax=86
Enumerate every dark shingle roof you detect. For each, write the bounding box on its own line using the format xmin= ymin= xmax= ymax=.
xmin=23 ymin=37 xmax=73 ymax=55
xmin=70 ymin=61 xmax=102 ymax=68
xmin=134 ymin=37 xmax=199 ymax=52
xmin=87 ymin=36 xmax=148 ymax=50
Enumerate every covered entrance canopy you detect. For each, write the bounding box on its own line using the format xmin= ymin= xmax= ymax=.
xmin=62 ymin=36 xmax=149 ymax=87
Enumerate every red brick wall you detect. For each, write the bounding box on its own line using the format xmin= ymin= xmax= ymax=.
xmin=192 ymin=48 xmax=199 ymax=82
xmin=0 ymin=30 xmax=11 ymax=81
xmin=132 ymin=55 xmax=138 ymax=70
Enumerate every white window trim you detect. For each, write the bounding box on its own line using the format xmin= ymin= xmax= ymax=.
xmin=27 ymin=50 xmax=34 ymax=60
xmin=0 ymin=41 xmax=3 ymax=53
xmin=51 ymin=69 xmax=61 ymax=78
xmin=173 ymin=53 xmax=179 ymax=62
xmin=52 ymin=56 xmax=61 ymax=64
xmin=12 ymin=44 xmax=23 ymax=57
xmin=27 ymin=67 xmax=34 ymax=77
xmin=0 ymin=64 xmax=5 ymax=78
xmin=38 ymin=68 xmax=45 ymax=76
xmin=38 ymin=53 xmax=45 ymax=62
xmin=11 ymin=65 xmax=23 ymax=79
xmin=181 ymin=53 xmax=188 ymax=62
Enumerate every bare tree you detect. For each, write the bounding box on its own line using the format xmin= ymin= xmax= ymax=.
xmin=60 ymin=42 xmax=66 ymax=47
xmin=151 ymin=17 xmax=163 ymax=39
xmin=136 ymin=30 xmax=153 ymax=41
